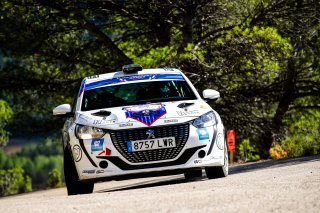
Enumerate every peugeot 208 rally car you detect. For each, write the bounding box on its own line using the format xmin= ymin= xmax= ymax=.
xmin=53 ymin=64 xmax=228 ymax=195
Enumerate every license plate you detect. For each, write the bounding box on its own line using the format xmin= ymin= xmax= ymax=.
xmin=127 ymin=137 xmax=176 ymax=152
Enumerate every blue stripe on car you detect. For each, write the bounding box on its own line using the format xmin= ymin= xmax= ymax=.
xmin=85 ymin=73 xmax=184 ymax=91
xmin=78 ymin=79 xmax=86 ymax=97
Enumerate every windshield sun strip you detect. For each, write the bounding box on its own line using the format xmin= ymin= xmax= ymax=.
xmin=85 ymin=73 xmax=185 ymax=91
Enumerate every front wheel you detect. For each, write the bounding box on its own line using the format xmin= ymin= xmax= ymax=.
xmin=205 ymin=144 xmax=228 ymax=179
xmin=64 ymin=147 xmax=94 ymax=195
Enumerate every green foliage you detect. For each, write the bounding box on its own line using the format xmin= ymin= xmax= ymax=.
xmin=0 ymin=137 xmax=63 ymax=189
xmin=201 ymin=25 xmax=294 ymax=154
xmin=281 ymin=110 xmax=320 ymax=157
xmin=47 ymin=168 xmax=63 ymax=188
xmin=0 ymin=167 xmax=32 ymax=197
xmin=218 ymin=26 xmax=292 ymax=83
xmin=0 ymin=100 xmax=13 ymax=147
xmin=238 ymin=139 xmax=260 ymax=162
xmin=17 ymin=137 xmax=63 ymax=158
xmin=119 ymin=42 xmax=204 ymax=68
xmin=134 ymin=46 xmax=177 ymax=68
xmin=0 ymin=0 xmax=319 ymax=161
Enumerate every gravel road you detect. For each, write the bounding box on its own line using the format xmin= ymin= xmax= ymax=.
xmin=0 ymin=155 xmax=319 ymax=213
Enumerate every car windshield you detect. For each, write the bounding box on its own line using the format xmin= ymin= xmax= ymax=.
xmin=81 ymin=80 xmax=197 ymax=111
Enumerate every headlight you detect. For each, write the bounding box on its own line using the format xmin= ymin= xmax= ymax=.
xmin=75 ymin=124 xmax=105 ymax=139
xmin=192 ymin=111 xmax=217 ymax=128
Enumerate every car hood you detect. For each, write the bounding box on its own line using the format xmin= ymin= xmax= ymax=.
xmin=75 ymin=100 xmax=212 ymax=130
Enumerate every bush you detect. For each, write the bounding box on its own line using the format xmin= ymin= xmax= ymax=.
xmin=0 ymin=100 xmax=13 ymax=147
xmin=48 ymin=168 xmax=63 ymax=188
xmin=0 ymin=137 xmax=64 ymax=189
xmin=0 ymin=167 xmax=32 ymax=196
xmin=281 ymin=110 xmax=320 ymax=157
xmin=269 ymin=145 xmax=288 ymax=159
xmin=238 ymin=139 xmax=260 ymax=162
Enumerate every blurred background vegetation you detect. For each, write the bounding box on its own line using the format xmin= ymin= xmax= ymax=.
xmin=0 ymin=0 xmax=319 ymax=196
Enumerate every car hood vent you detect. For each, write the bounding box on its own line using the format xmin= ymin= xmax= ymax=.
xmin=177 ymin=102 xmax=195 ymax=109
xmin=91 ymin=110 xmax=111 ymax=117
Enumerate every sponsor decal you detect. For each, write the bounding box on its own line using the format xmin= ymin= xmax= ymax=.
xmin=119 ymin=74 xmax=156 ymax=82
xmin=209 ymin=155 xmax=223 ymax=160
xmin=123 ymin=104 xmax=166 ymax=126
xmin=98 ymin=148 xmax=111 ymax=156
xmin=91 ymin=138 xmax=104 ymax=152
xmin=93 ymin=119 xmax=116 ymax=125
xmin=87 ymin=75 xmax=99 ymax=79
xmin=194 ymin=159 xmax=202 ymax=164
xmin=119 ymin=123 xmax=133 ymax=127
xmin=164 ymin=119 xmax=178 ymax=123
xmin=82 ymin=170 xmax=95 ymax=174
xmin=200 ymin=104 xmax=209 ymax=109
xmin=216 ymin=133 xmax=224 ymax=150
xmin=78 ymin=114 xmax=91 ymax=123
xmin=85 ymin=74 xmax=184 ymax=91
xmin=176 ymin=110 xmax=200 ymax=116
xmin=197 ymin=128 xmax=209 ymax=140
xmin=72 ymin=145 xmax=82 ymax=162
xmin=96 ymin=170 xmax=105 ymax=174
xmin=201 ymin=156 xmax=221 ymax=162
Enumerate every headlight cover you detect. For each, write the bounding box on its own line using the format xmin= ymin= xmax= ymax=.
xmin=75 ymin=124 xmax=105 ymax=139
xmin=192 ymin=111 xmax=217 ymax=128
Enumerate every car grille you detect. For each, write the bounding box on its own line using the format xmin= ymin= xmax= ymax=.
xmin=109 ymin=123 xmax=190 ymax=163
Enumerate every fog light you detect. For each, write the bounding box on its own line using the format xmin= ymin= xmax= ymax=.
xmin=99 ymin=161 xmax=108 ymax=169
xmin=198 ymin=150 xmax=206 ymax=158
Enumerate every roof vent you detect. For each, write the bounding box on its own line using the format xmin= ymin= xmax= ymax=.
xmin=122 ymin=64 xmax=142 ymax=73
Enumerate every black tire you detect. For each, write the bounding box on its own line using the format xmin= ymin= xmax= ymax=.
xmin=64 ymin=148 xmax=94 ymax=195
xmin=205 ymin=144 xmax=229 ymax=179
xmin=184 ymin=169 xmax=203 ymax=180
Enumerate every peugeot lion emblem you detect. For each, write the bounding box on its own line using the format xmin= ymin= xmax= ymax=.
xmin=146 ymin=129 xmax=155 ymax=139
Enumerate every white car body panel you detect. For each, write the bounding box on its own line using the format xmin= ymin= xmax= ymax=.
xmin=61 ymin=68 xmax=226 ymax=181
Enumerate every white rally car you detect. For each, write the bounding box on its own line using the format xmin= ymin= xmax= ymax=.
xmin=53 ymin=64 xmax=228 ymax=195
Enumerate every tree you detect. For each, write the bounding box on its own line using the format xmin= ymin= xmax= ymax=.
xmin=0 ymin=100 xmax=13 ymax=147
xmin=0 ymin=0 xmax=319 ymax=157
xmin=248 ymin=0 xmax=320 ymax=155
xmin=185 ymin=0 xmax=320 ymax=156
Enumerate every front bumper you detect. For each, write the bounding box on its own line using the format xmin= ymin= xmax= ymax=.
xmin=68 ymin=122 xmax=225 ymax=181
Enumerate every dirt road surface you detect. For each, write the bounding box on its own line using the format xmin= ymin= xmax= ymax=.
xmin=1 ymin=155 xmax=319 ymax=213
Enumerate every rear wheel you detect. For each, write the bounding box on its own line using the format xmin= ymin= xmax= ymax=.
xmin=64 ymin=147 xmax=94 ymax=195
xmin=184 ymin=169 xmax=203 ymax=180
xmin=205 ymin=144 xmax=228 ymax=179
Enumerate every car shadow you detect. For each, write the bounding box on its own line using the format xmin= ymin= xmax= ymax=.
xmin=95 ymin=175 xmax=205 ymax=193
xmin=95 ymin=154 xmax=320 ymax=193
xmin=230 ymin=154 xmax=320 ymax=174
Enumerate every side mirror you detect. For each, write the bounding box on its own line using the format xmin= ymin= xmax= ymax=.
xmin=53 ymin=104 xmax=73 ymax=117
xmin=202 ymin=89 xmax=220 ymax=100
